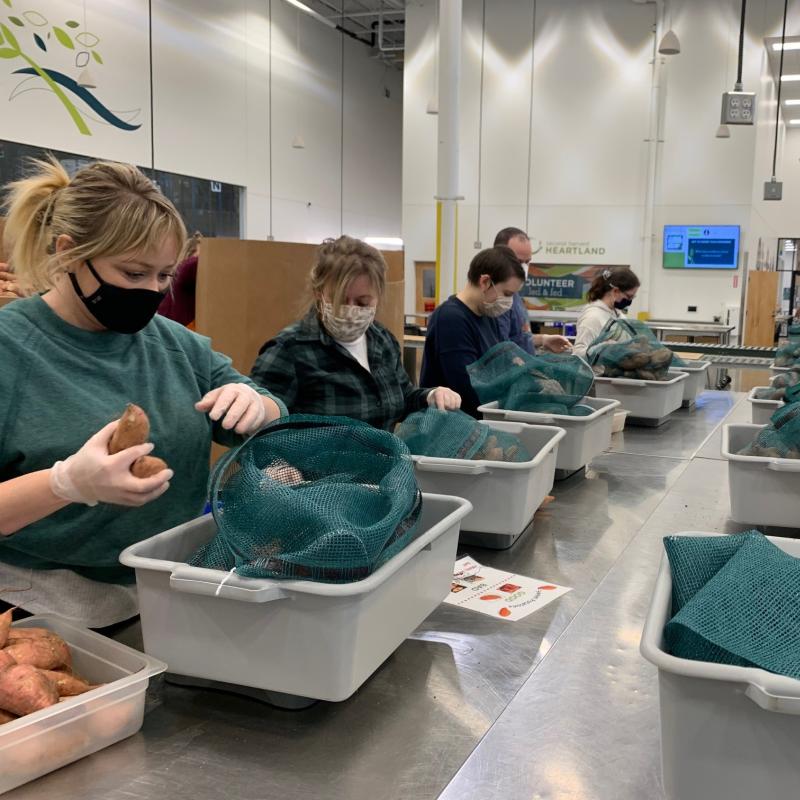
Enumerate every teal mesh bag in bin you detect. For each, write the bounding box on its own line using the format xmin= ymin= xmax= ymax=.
xmin=587 ymin=320 xmax=676 ymax=380
xmin=189 ymin=415 xmax=423 ymax=583
xmin=466 ymin=341 xmax=595 ymax=416
xmin=663 ymin=532 xmax=800 ymax=679
xmin=737 ymin=401 xmax=800 ymax=459
xmin=788 ymin=323 xmax=800 ymax=344
xmin=395 ymin=408 xmax=531 ymax=462
xmin=775 ymin=341 xmax=800 ymax=367
xmin=610 ymin=317 xmax=688 ymax=368
xmin=753 ymin=369 xmax=800 ymax=400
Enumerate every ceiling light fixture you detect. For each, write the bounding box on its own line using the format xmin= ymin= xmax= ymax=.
xmin=716 ymin=123 xmax=731 ymax=138
xmin=658 ymin=29 xmax=680 ymax=55
xmin=780 ymin=74 xmax=800 ymax=81
xmin=364 ymin=236 xmax=403 ymax=248
xmin=772 ymin=42 xmax=800 ymax=51
xmin=284 ymin=0 xmax=336 ymax=29
xmin=785 ymin=99 xmax=800 ymax=105
xmin=789 ymin=119 xmax=800 ymax=125
xmin=77 ymin=67 xmax=97 ymax=88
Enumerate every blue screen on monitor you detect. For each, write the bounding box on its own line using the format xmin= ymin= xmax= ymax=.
xmin=663 ymin=225 xmax=740 ymax=269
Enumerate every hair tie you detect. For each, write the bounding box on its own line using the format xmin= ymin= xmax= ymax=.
xmin=602 ymin=269 xmax=612 ymax=280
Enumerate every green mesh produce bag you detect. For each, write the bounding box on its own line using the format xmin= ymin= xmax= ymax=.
xmin=785 ymin=382 xmax=800 ymax=405
xmin=609 ymin=317 xmax=688 ymax=368
xmin=738 ymin=401 xmax=800 ymax=459
xmin=587 ymin=319 xmax=675 ymax=381
xmin=190 ymin=415 xmax=423 ymax=583
xmin=466 ymin=341 xmax=595 ymax=416
xmin=753 ymin=370 xmax=800 ymax=400
xmin=788 ymin=323 xmax=800 ymax=343
xmin=395 ymin=408 xmax=531 ymax=462
xmin=663 ymin=532 xmax=800 ymax=678
xmin=775 ymin=341 xmax=800 ymax=367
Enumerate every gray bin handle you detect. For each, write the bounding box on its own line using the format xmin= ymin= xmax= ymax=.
xmin=415 ymin=460 xmax=489 ymax=475
xmin=169 ymin=566 xmax=289 ymax=603
xmin=767 ymin=460 xmax=800 ymax=473
xmin=745 ymin=682 xmax=800 ymax=715
xmin=611 ymin=378 xmax=646 ymax=387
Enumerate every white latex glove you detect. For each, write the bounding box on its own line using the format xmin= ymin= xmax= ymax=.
xmin=427 ymin=387 xmax=462 ymax=411
xmin=50 ymin=421 xmax=173 ymax=507
xmin=541 ymin=334 xmax=572 ymax=354
xmin=195 ymin=383 xmax=270 ymax=435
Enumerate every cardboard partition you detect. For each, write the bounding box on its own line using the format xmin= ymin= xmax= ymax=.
xmin=196 ymin=239 xmax=406 ymax=375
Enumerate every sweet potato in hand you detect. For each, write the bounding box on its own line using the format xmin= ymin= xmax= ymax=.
xmin=0 ymin=651 xmax=15 ymax=670
xmin=0 ymin=664 xmax=59 ymax=716
xmin=0 ymin=709 xmax=17 ymax=725
xmin=108 ymin=404 xmax=149 ymax=454
xmin=131 ymin=456 xmax=168 ymax=479
xmin=4 ymin=637 xmax=72 ymax=671
xmin=6 ymin=627 xmax=56 ymax=642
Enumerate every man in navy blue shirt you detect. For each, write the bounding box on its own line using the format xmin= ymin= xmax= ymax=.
xmin=421 ymin=247 xmax=571 ymax=416
xmin=493 ymin=227 xmax=535 ymax=353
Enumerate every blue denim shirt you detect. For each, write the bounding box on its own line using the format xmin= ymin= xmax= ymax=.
xmin=496 ymin=293 xmax=535 ymax=354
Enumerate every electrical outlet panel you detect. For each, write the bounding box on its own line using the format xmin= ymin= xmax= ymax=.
xmin=764 ymin=179 xmax=783 ymax=200
xmin=721 ymin=91 xmax=756 ymax=125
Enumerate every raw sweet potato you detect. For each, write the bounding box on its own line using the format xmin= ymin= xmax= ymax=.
xmin=0 ymin=664 xmax=58 ymax=716
xmin=39 ymin=670 xmax=94 ymax=697
xmin=5 ymin=627 xmax=56 ymax=642
xmin=4 ymin=637 xmax=72 ymax=671
xmin=109 ymin=404 xmax=149 ymax=454
xmin=0 ymin=651 xmax=15 ymax=669
xmin=131 ymin=455 xmax=168 ymax=479
xmin=0 ymin=709 xmax=17 ymax=725
xmin=0 ymin=607 xmax=12 ymax=648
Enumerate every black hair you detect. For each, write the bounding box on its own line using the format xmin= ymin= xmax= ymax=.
xmin=587 ymin=267 xmax=640 ymax=302
xmin=467 ymin=246 xmax=525 ymax=286
xmin=493 ymin=227 xmax=528 ymax=247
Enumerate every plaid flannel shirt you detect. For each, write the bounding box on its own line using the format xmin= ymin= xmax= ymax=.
xmin=251 ymin=311 xmax=431 ymax=430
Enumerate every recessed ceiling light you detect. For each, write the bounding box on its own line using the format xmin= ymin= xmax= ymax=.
xmin=788 ymin=119 xmax=800 ymax=125
xmin=786 ymin=99 xmax=800 ymax=106
xmin=781 ymin=75 xmax=800 ymax=81
xmin=772 ymin=42 xmax=800 ymax=51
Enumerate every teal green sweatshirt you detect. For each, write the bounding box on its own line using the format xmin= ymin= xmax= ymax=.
xmin=0 ymin=295 xmax=287 ymax=583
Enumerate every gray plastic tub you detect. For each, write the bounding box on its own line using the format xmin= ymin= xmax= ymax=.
xmin=119 ymin=494 xmax=471 ymax=704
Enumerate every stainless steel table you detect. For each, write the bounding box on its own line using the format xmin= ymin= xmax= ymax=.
xmin=645 ymin=319 xmax=735 ymax=345
xmin=12 ymin=392 xmax=773 ymax=800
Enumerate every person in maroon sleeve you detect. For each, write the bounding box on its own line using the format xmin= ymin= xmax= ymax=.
xmin=158 ymin=231 xmax=201 ymax=328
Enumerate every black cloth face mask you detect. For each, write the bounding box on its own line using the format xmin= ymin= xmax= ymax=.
xmin=614 ymin=296 xmax=633 ymax=310
xmin=69 ymin=259 xmax=166 ymax=334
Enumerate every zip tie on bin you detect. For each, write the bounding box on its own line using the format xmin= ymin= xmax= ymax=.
xmin=215 ymin=567 xmax=238 ymax=597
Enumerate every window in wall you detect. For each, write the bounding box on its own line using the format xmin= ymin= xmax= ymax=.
xmin=0 ymin=140 xmax=242 ymax=239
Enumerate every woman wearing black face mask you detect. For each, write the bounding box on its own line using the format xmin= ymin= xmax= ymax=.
xmin=0 ymin=157 xmax=286 ymax=630
xmin=573 ymin=267 xmax=641 ymax=360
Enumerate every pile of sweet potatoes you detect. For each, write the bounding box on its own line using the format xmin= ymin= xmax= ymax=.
xmin=0 ymin=609 xmax=99 ymax=725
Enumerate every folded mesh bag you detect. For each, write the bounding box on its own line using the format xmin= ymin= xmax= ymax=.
xmin=467 ymin=341 xmax=595 ymax=416
xmin=395 ymin=408 xmax=531 ymax=462
xmin=737 ymin=401 xmax=800 ymax=459
xmin=664 ymin=532 xmax=800 ymax=678
xmin=190 ymin=415 xmax=423 ymax=583
xmin=775 ymin=341 xmax=800 ymax=367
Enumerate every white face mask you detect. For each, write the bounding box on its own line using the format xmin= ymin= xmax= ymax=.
xmin=482 ymin=282 xmax=514 ymax=318
xmin=320 ymin=299 xmax=376 ymax=342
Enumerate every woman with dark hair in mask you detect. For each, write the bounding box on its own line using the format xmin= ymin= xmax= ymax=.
xmin=251 ymin=235 xmax=460 ymax=430
xmin=0 ymin=157 xmax=285 ymax=629
xmin=572 ymin=267 xmax=641 ymax=360
xmin=420 ymin=246 xmax=571 ymax=417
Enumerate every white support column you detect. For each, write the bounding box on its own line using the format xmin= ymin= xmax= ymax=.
xmin=435 ymin=0 xmax=462 ymax=303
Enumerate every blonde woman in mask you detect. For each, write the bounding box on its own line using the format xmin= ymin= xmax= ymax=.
xmin=251 ymin=235 xmax=460 ymax=430
xmin=0 ymin=157 xmax=285 ymax=629
xmin=421 ymin=246 xmax=571 ymax=417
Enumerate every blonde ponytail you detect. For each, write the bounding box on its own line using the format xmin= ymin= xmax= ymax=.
xmin=2 ymin=156 xmax=70 ymax=292
xmin=1 ymin=156 xmax=186 ymax=294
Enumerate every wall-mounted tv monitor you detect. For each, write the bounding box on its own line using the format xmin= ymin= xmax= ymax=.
xmin=663 ymin=225 xmax=740 ymax=270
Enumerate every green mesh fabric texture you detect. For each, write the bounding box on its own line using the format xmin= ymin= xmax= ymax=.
xmin=788 ymin=324 xmax=800 ymax=343
xmin=753 ymin=370 xmax=800 ymax=400
xmin=610 ymin=317 xmax=688 ymax=368
xmin=664 ymin=533 xmax=800 ymax=678
xmin=190 ymin=415 xmax=423 ymax=583
xmin=785 ymin=382 xmax=800 ymax=406
xmin=738 ymin=401 xmax=800 ymax=459
xmin=775 ymin=341 xmax=800 ymax=367
xmin=588 ymin=320 xmax=676 ymax=380
xmin=466 ymin=341 xmax=595 ymax=415
xmin=395 ymin=409 xmax=531 ymax=462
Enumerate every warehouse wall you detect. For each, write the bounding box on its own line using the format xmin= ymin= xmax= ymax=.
xmin=0 ymin=0 xmax=402 ymax=243
xmin=403 ymin=0 xmax=794 ymax=322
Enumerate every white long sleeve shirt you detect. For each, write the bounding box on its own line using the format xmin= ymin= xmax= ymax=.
xmin=573 ymin=300 xmax=621 ymax=359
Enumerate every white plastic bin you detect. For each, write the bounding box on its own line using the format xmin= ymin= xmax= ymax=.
xmin=668 ymin=360 xmax=710 ymax=407
xmin=593 ymin=372 xmax=688 ymax=426
xmin=119 ymin=494 xmax=471 ymax=704
xmin=412 ymin=422 xmax=565 ymax=548
xmin=747 ymin=387 xmax=781 ymax=425
xmin=477 ymin=397 xmax=618 ymax=476
xmin=641 ymin=530 xmax=800 ymax=800
xmin=0 ymin=616 xmax=166 ymax=795
xmin=722 ymin=423 xmax=800 ymax=528
xmin=771 ymin=362 xmax=794 ymax=375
